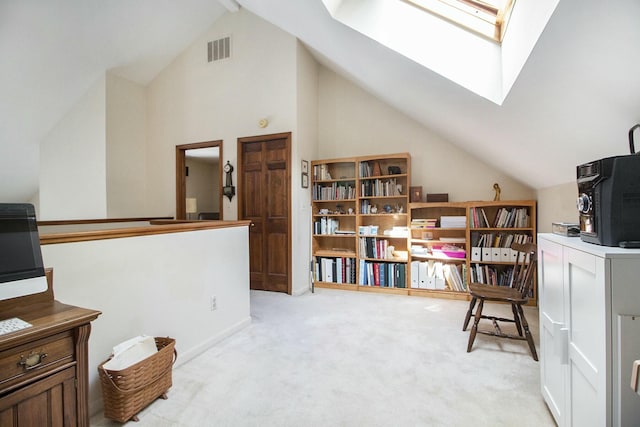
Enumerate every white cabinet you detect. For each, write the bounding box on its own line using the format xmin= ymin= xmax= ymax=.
xmin=538 ymin=234 xmax=640 ymax=427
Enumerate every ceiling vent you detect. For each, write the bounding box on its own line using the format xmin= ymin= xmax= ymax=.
xmin=208 ymin=37 xmax=231 ymax=62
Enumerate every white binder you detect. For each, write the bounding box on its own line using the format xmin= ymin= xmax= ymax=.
xmin=419 ymin=262 xmax=428 ymax=289
xmin=410 ymin=261 xmax=420 ymax=288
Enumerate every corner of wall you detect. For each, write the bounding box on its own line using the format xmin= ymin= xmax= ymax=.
xmin=536 ymin=181 xmax=578 ymax=233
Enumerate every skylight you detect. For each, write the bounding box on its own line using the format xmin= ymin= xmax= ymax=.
xmin=403 ymin=0 xmax=515 ymax=42
xmin=321 ymin=0 xmax=559 ymax=105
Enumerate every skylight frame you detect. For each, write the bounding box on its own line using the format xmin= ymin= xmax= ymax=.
xmin=402 ymin=0 xmax=515 ymax=42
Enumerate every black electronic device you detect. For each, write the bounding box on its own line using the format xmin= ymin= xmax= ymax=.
xmin=577 ymin=124 xmax=640 ymax=247
xmin=0 ymin=203 xmax=48 ymax=300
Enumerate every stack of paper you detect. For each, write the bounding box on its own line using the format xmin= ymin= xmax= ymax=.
xmin=103 ymin=335 xmax=157 ymax=371
xmin=440 ymin=216 xmax=466 ymax=228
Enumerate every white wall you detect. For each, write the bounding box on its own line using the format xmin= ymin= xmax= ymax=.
xmin=292 ymin=42 xmax=319 ymax=295
xmin=145 ymin=8 xmax=321 ymax=294
xmin=536 ymin=181 xmax=579 ymax=233
xmin=145 ymin=8 xmax=298 ymax=220
xmin=39 ymin=77 xmax=107 ymax=220
xmin=317 ymin=67 xmax=535 ymax=202
xmin=106 ymin=73 xmax=147 ymax=217
xmin=38 ymin=72 xmax=149 ymax=220
xmin=41 ymin=225 xmax=251 ymax=415
xmin=501 ymin=0 xmax=560 ymax=99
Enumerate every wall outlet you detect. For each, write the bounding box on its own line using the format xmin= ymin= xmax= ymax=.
xmin=210 ymin=295 xmax=217 ymax=311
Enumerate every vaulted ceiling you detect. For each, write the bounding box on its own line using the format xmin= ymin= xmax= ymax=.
xmin=2 ymin=0 xmax=639 ymax=202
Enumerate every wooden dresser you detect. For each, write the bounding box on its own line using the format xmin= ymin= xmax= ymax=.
xmin=0 ymin=270 xmax=100 ymax=426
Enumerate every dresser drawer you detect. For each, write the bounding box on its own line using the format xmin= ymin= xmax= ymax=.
xmin=0 ymin=331 xmax=75 ymax=391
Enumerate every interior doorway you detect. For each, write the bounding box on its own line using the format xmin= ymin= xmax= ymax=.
xmin=176 ymin=141 xmax=223 ymax=220
xmin=238 ymin=132 xmax=291 ymax=294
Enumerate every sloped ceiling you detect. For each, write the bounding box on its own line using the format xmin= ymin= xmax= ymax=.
xmin=1 ymin=0 xmax=639 ymax=202
xmin=237 ymin=0 xmax=640 ymax=189
xmin=0 ymin=0 xmax=228 ymax=201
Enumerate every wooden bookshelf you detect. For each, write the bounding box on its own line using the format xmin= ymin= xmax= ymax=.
xmin=407 ymin=200 xmax=537 ymax=304
xmin=408 ymin=202 xmax=469 ymax=300
xmin=311 ymin=153 xmax=410 ymax=291
xmin=466 ymin=200 xmax=537 ymax=304
xmin=310 ymin=156 xmax=537 ymax=305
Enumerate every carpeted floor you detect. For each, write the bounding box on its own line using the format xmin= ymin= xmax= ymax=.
xmin=91 ymin=288 xmax=555 ymax=426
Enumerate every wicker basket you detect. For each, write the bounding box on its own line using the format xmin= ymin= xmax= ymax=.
xmin=98 ymin=337 xmax=177 ymax=423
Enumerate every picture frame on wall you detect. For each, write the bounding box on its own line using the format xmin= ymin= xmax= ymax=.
xmin=302 ymin=173 xmax=309 ymax=188
xmin=301 ymin=160 xmax=309 ymax=174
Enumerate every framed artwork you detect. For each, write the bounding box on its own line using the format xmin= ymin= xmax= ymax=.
xmin=410 ymin=186 xmax=423 ymax=202
xmin=302 ymin=173 xmax=309 ymax=188
xmin=301 ymin=160 xmax=309 ymax=174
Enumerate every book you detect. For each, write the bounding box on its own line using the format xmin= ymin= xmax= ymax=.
xmin=345 ymin=258 xmax=351 ymax=284
xmin=373 ymin=263 xmax=380 ymax=286
xmin=397 ymin=263 xmax=406 ymax=288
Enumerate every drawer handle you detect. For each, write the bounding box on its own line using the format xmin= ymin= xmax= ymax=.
xmin=18 ymin=351 xmax=48 ymax=371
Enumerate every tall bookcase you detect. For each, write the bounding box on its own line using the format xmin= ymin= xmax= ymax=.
xmin=311 ymin=158 xmax=358 ymax=290
xmin=311 ymin=153 xmax=411 ymax=293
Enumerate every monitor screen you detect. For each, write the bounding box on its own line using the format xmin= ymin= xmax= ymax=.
xmin=0 ymin=203 xmax=47 ymax=299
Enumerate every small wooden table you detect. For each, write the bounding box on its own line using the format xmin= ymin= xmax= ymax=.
xmin=0 ymin=270 xmax=100 ymax=426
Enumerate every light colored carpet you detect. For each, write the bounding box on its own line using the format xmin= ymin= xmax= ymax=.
xmin=91 ymin=288 xmax=555 ymax=426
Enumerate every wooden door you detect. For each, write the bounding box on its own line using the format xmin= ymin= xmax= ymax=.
xmin=238 ymin=133 xmax=291 ymax=293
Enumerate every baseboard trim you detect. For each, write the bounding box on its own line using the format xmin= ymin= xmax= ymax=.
xmin=89 ymin=316 xmax=252 ymax=418
xmin=174 ymin=316 xmax=252 ymax=368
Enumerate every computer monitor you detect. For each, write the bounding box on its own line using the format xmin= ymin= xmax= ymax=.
xmin=0 ymin=203 xmax=48 ymax=301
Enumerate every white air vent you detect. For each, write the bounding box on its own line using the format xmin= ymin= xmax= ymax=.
xmin=208 ymin=37 xmax=231 ymax=62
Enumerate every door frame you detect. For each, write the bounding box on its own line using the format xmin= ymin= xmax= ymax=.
xmin=175 ymin=140 xmax=223 ymax=220
xmin=237 ymin=132 xmax=292 ymax=294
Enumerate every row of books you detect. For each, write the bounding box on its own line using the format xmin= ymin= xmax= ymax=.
xmin=471 ymin=263 xmax=513 ymax=286
xmin=469 ymin=207 xmax=490 ymax=228
xmin=360 ymin=200 xmax=375 ymax=214
xmin=471 ymin=232 xmax=533 ymax=248
xmin=360 ymin=179 xmax=402 ymax=197
xmin=312 ymin=183 xmax=355 ymax=201
xmin=470 ymin=264 xmax=534 ymax=296
xmin=494 ymin=207 xmax=530 ymax=228
xmin=469 ymin=207 xmax=531 ymax=228
xmin=358 ymin=260 xmax=406 ymax=288
xmin=359 ymin=237 xmax=390 ymax=260
xmin=313 ymin=217 xmax=339 ymax=235
xmin=410 ymin=261 xmax=467 ymax=291
xmin=313 ymin=164 xmax=333 ymax=181
xmin=443 ymin=263 xmax=467 ymax=292
xmin=359 ymin=161 xmax=379 ymax=178
xmin=314 ymin=257 xmax=357 ymax=284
